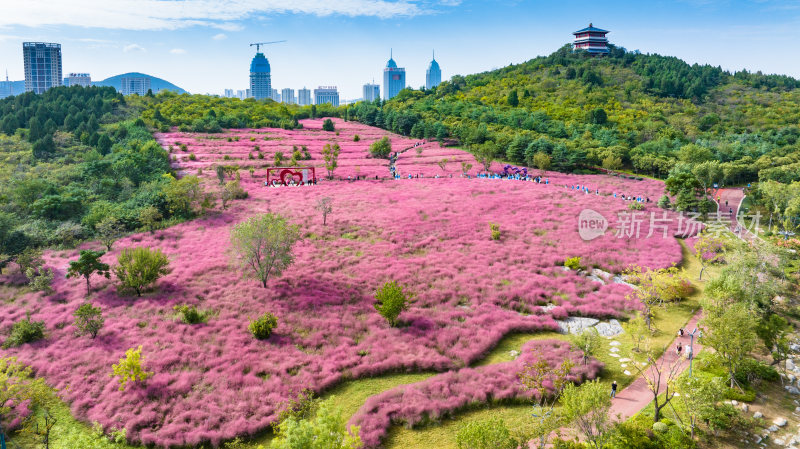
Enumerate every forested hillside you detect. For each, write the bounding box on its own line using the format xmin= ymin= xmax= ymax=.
xmin=350 ymin=45 xmax=800 ymax=186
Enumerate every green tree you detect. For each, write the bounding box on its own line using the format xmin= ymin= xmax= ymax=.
xmin=601 ymin=154 xmax=623 ymax=171
xmin=111 ymin=346 xmax=153 ymax=391
xmin=473 ymin=143 xmax=496 ymax=172
xmin=322 ymin=143 xmax=341 ymax=179
xmin=622 ymin=312 xmax=649 ymax=352
xmin=138 ymin=206 xmax=162 ymax=234
xmin=322 ymin=118 xmax=335 ymax=132
xmin=560 ymin=380 xmax=612 ymax=449
xmin=517 ymin=350 xmax=574 ymax=449
xmin=507 ymin=90 xmax=519 ymax=107
xmin=113 ymin=247 xmax=172 ymax=297
xmin=626 ymin=339 xmax=682 ymax=423
xmin=571 ymin=327 xmax=601 ymax=365
xmin=3 ymin=315 xmax=46 ymax=348
xmin=96 ymin=216 xmax=124 ymax=251
xmin=456 ymin=417 xmax=518 ymax=449
xmin=373 ymin=281 xmax=411 ymax=327
xmin=675 ymin=375 xmax=724 ymax=439
xmin=32 ymin=135 xmax=56 ymax=159
xmin=73 ymin=302 xmax=104 ymax=339
xmin=692 ymin=160 xmax=723 ymax=201
xmin=271 ymin=398 xmax=363 ymax=449
xmin=229 ymin=213 xmax=300 ymax=288
xmin=586 ymin=108 xmax=608 ymax=125
xmin=66 ymin=250 xmax=111 ymax=296
xmin=533 ymin=152 xmax=552 ymax=176
xmin=701 ymin=300 xmax=759 ymax=388
xmin=369 ymin=137 xmax=392 ymax=159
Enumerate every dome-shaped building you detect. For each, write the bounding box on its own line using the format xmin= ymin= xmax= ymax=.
xmin=249 ymin=52 xmax=271 ymax=100
xmin=426 ymin=51 xmax=442 ymax=90
xmin=383 ymin=50 xmax=406 ymax=100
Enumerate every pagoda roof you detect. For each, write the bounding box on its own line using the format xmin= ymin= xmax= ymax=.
xmin=573 ymin=23 xmax=609 ymax=34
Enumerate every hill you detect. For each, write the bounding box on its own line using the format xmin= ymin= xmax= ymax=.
xmin=95 ymin=72 xmax=188 ymax=94
xmin=350 ymin=45 xmax=800 ymax=187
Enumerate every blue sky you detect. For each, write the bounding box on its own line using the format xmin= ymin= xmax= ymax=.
xmin=1 ymin=0 xmax=799 ymax=99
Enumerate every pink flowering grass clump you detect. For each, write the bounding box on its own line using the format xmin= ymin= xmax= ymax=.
xmin=350 ymin=339 xmax=602 ymax=448
xmin=0 ymin=122 xmax=685 ymax=447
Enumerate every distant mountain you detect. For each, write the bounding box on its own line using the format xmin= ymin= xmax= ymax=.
xmin=94 ymin=72 xmax=187 ymax=94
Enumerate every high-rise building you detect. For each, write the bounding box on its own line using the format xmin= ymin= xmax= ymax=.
xmin=224 ymin=88 xmax=234 ymax=98
xmin=120 ymin=76 xmax=151 ymax=96
xmin=23 ymin=42 xmax=62 ymax=94
xmin=281 ymin=88 xmax=296 ymax=104
xmin=65 ymin=73 xmax=91 ymax=87
xmin=236 ymin=89 xmax=246 ymax=100
xmin=246 ymin=88 xmax=252 ymax=98
xmin=572 ymin=23 xmax=610 ymax=55
xmin=382 ymin=50 xmax=405 ymax=100
xmin=298 ymin=87 xmax=311 ymax=106
xmin=426 ymin=51 xmax=441 ymax=90
xmin=270 ymin=88 xmax=281 ymax=102
xmin=249 ymin=51 xmax=271 ymax=100
xmin=314 ymin=86 xmax=339 ymax=107
xmin=0 ymin=71 xmax=13 ymax=99
xmin=363 ymin=83 xmax=380 ymax=102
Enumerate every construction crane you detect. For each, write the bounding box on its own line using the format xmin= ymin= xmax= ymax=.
xmin=250 ymin=41 xmax=287 ymax=52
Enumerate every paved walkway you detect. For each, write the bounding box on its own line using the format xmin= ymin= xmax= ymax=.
xmin=716 ymin=188 xmax=759 ymax=241
xmin=608 ymin=310 xmax=704 ymax=421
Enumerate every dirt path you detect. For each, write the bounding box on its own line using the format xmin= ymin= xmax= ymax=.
xmin=608 ymin=310 xmax=704 ymax=421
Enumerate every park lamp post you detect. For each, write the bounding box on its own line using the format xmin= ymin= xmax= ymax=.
xmin=688 ymin=327 xmax=701 ymax=377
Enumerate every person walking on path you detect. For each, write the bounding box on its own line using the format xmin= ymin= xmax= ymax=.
xmin=678 ymin=328 xmax=684 ymax=338
xmin=611 ymin=381 xmax=618 ymax=398
xmin=676 ymin=342 xmax=683 ymax=357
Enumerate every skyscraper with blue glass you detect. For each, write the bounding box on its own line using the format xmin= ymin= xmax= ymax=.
xmin=382 ymin=51 xmax=406 ymax=100
xmin=23 ymin=42 xmax=62 ymax=94
xmin=426 ymin=51 xmax=441 ymax=90
xmin=249 ymin=51 xmax=271 ymax=100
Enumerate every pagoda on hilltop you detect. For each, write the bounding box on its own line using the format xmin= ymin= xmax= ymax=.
xmin=573 ymin=23 xmax=610 ymax=55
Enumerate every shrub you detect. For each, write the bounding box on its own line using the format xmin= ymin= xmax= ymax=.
xmin=374 ymin=281 xmax=410 ymax=327
xmin=456 ymin=417 xmax=517 ymax=449
xmin=3 ymin=315 xmax=45 ymax=348
xmin=111 ymin=346 xmax=153 ymax=391
xmin=564 ymin=256 xmax=583 ymax=271
xmin=657 ymin=195 xmax=671 ymax=209
xmin=73 ymin=302 xmax=104 ymax=338
xmin=628 ymin=202 xmax=644 ymax=211
xmin=16 ymin=248 xmax=44 ymax=275
xmin=369 ymin=137 xmax=392 ymax=159
xmin=221 ymin=180 xmax=248 ymax=209
xmin=188 ymin=153 xmax=197 ymax=161
xmin=249 ymin=312 xmax=278 ymax=339
xmin=353 ymin=134 xmax=360 ymax=142
xmin=26 ymin=267 xmax=53 ymax=294
xmin=114 ymin=247 xmax=172 ymax=297
xmin=652 ymin=421 xmax=668 ymax=433
xmin=174 ymin=304 xmax=210 ymax=324
xmin=489 ymin=222 xmax=501 ymax=240
xmin=322 ymin=119 xmax=335 ymax=132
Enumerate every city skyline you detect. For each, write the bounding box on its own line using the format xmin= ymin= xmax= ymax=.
xmin=0 ymin=1 xmax=799 ymax=99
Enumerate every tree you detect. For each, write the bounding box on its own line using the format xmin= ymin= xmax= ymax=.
xmin=473 ymin=143 xmax=495 ymax=172
xmin=623 ymin=266 xmax=692 ymax=330
xmin=73 ymin=302 xmax=104 ymax=339
xmin=113 ymin=247 xmax=172 ymax=297
xmin=601 ymin=155 xmax=623 ymax=171
xmin=560 ymin=380 xmax=612 ymax=449
xmin=675 ymin=375 xmax=724 ymax=439
xmin=97 ymin=134 xmax=113 ymax=155
xmin=96 ymin=216 xmax=124 ymax=251
xmin=111 ymin=346 xmax=153 ymax=391
xmin=692 ymin=161 xmax=722 ymax=201
xmin=216 ymin=165 xmax=226 ymax=185
xmin=369 ymin=137 xmax=392 ymax=159
xmin=586 ymin=108 xmax=608 ymax=125
xmin=622 ymin=312 xmax=649 ymax=352
xmin=16 ymin=247 xmax=44 ymax=275
xmin=374 ymin=281 xmax=411 ymax=327
xmin=322 ymin=143 xmax=341 ymax=179
xmin=316 ymin=197 xmax=333 ymax=225
xmin=66 ymin=250 xmax=111 ymax=296
xmin=701 ymin=300 xmax=759 ymax=388
xmin=571 ymin=328 xmax=601 ymax=365
xmin=21 ymin=405 xmax=56 ymax=449
xmin=456 ymin=417 xmax=518 ymax=449
xmin=0 ymin=357 xmax=42 ymax=439
xmin=626 ymin=340 xmax=682 ymax=423
xmin=518 ymin=350 xmax=574 ymax=449
xmin=221 ymin=180 xmax=247 ymax=209
xmin=322 ymin=118 xmax=335 ymax=132
xmin=460 ymin=162 xmax=473 ymax=175
xmin=229 ymin=213 xmax=300 ymax=288
xmin=533 ymin=152 xmax=551 ymax=176
xmin=138 ymin=206 xmax=162 ymax=234
xmin=32 ymin=135 xmax=56 ymax=159
xmin=657 ymin=195 xmax=671 ymax=209
xmin=507 ymin=89 xmax=519 ymax=107
xmin=271 ymin=398 xmax=362 ymax=449
xmin=756 ymin=313 xmax=791 ymax=367
xmin=437 ymin=158 xmax=449 ymax=173
xmin=693 ymin=231 xmax=726 ymax=280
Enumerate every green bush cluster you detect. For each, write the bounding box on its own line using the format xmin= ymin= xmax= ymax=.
xmin=249 ymin=312 xmax=278 ymax=339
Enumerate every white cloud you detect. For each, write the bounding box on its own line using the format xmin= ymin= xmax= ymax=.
xmin=0 ymin=0 xmax=452 ymax=30
xmin=212 ymin=33 xmax=227 ymax=40
xmin=123 ymin=43 xmax=146 ymax=53
xmin=170 ymin=48 xmax=187 ymax=54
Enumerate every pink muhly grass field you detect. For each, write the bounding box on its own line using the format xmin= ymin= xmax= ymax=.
xmin=350 ymin=339 xmax=602 ymax=448
xmin=0 ymin=123 xmax=684 ymax=447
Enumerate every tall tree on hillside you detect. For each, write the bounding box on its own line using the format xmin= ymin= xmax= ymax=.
xmin=701 ymin=299 xmax=759 ymax=388
xmin=229 ymin=213 xmax=300 ymax=288
xmin=66 ymin=250 xmax=111 ymax=297
xmin=322 ymin=143 xmax=341 ymax=179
